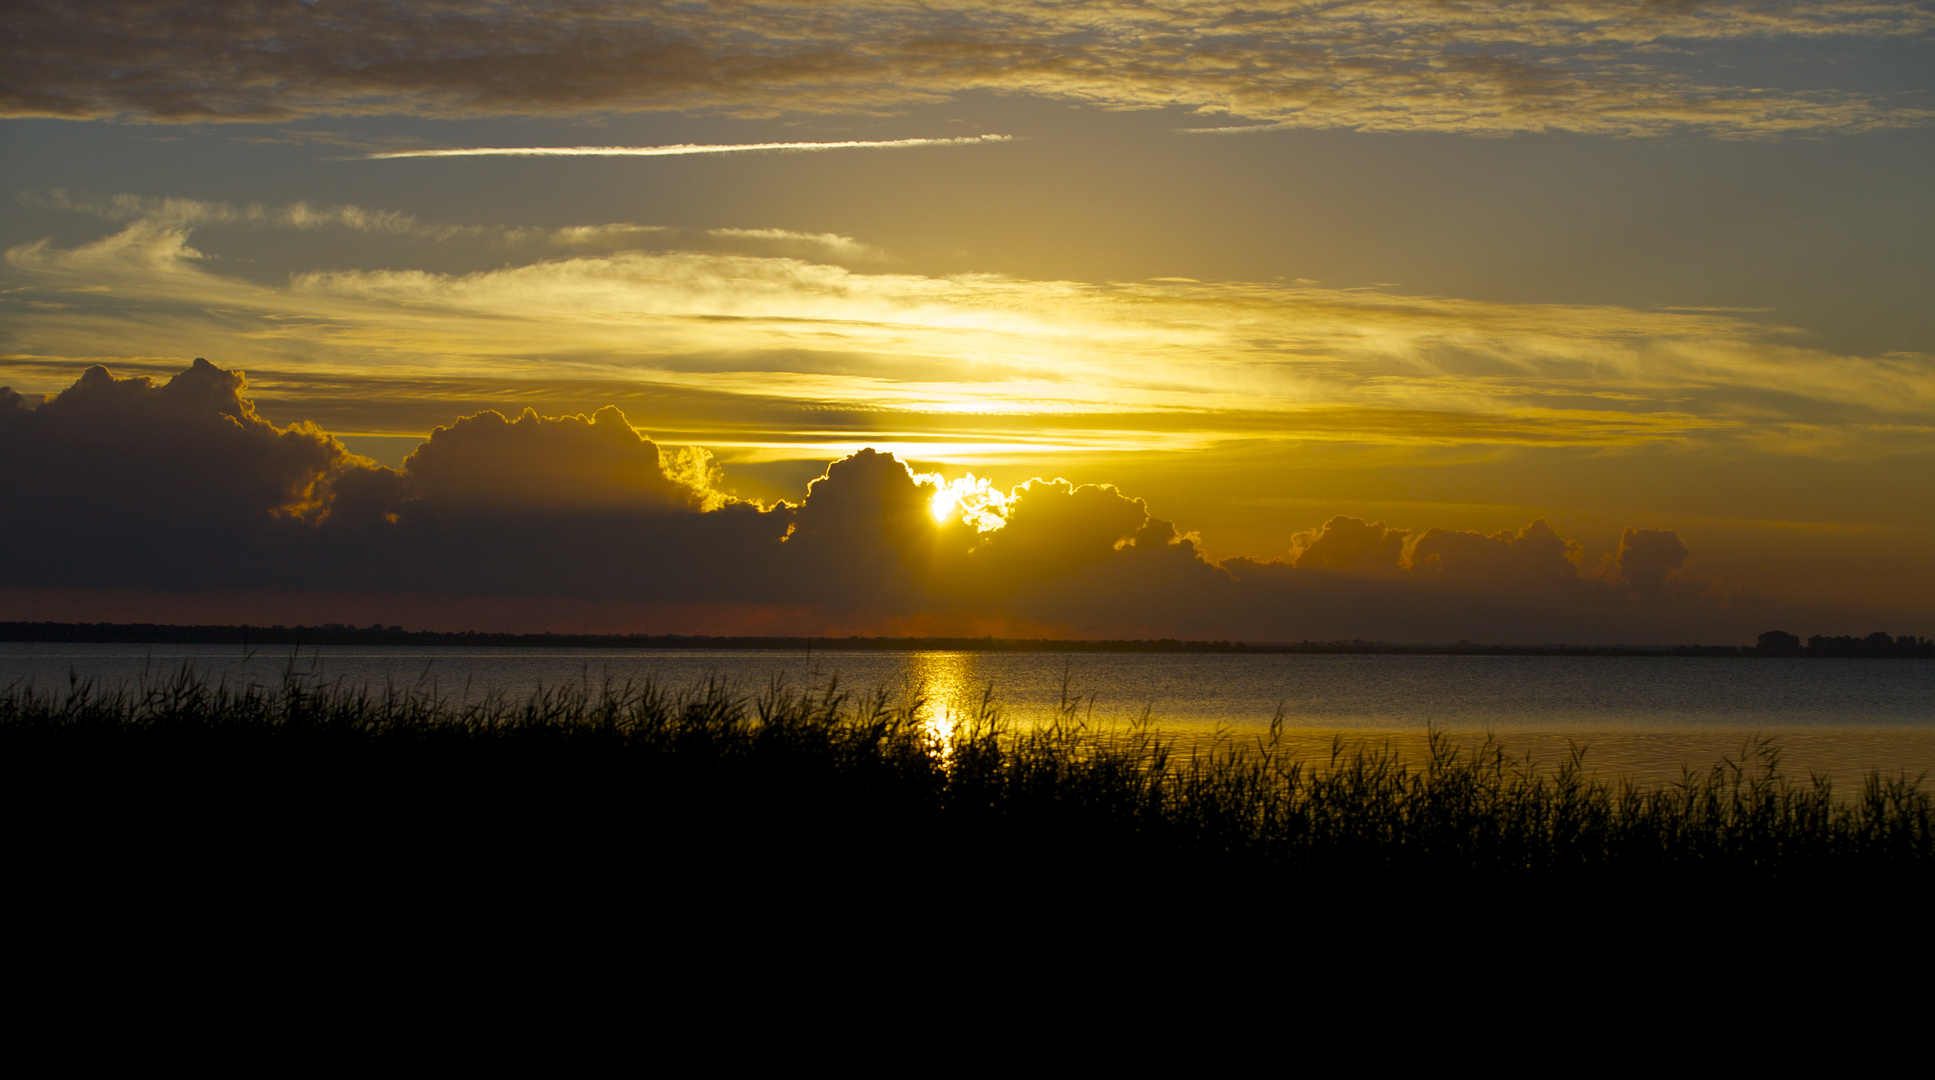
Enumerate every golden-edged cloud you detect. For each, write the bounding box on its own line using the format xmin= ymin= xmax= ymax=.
xmin=0 ymin=359 xmax=1751 ymax=642
xmin=3 ymin=2 xmax=1929 ymax=136
xmin=5 ymin=197 xmax=1934 ymax=460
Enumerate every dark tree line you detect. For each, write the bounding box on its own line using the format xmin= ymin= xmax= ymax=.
xmin=1755 ymin=630 xmax=1935 ymax=658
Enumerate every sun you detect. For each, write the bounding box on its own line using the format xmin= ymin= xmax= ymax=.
xmin=921 ymin=473 xmax=1011 ymax=531
xmin=929 ymin=488 xmax=958 ymax=523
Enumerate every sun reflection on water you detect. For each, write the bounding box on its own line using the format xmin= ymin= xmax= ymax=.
xmin=904 ymin=651 xmax=990 ymax=766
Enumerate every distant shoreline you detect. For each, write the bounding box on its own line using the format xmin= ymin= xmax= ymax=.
xmin=4 ymin=620 xmax=1929 ymax=658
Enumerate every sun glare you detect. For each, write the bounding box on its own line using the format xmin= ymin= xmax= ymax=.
xmin=929 ymin=489 xmax=957 ymax=523
xmin=921 ymin=472 xmax=1010 ymax=531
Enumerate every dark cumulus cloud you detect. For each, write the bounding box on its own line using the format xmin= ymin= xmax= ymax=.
xmin=0 ymin=359 xmax=398 ymax=588
xmin=3 ymin=1 xmax=1927 ymax=136
xmin=401 ymin=405 xmax=720 ymax=512
xmin=1 ymin=360 xmax=1739 ymax=642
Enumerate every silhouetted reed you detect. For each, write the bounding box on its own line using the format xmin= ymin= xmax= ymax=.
xmin=2 ymin=664 xmax=1928 ymax=894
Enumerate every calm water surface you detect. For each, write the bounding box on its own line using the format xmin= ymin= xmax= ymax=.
xmin=6 ymin=644 xmax=1932 ymax=786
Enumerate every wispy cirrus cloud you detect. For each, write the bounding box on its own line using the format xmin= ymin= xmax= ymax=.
xmin=365 ymin=135 xmax=1012 ymax=159
xmin=24 ymin=190 xmax=478 ymax=240
xmin=703 ymin=228 xmax=890 ymax=263
xmin=3 ymin=1 xmax=1929 ymax=137
xmin=22 ymin=191 xmax=891 ymax=263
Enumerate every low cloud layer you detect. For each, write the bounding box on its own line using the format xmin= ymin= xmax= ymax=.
xmin=3 ymin=2 xmax=1929 ymax=137
xmin=1 ymin=360 xmax=1760 ymax=642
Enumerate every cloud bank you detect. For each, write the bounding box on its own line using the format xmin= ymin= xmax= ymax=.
xmin=3 ymin=1 xmax=1929 ymax=136
xmin=0 ymin=360 xmax=1757 ymax=642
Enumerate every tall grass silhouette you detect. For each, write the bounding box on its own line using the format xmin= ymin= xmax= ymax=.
xmin=2 ymin=664 xmax=1928 ymax=889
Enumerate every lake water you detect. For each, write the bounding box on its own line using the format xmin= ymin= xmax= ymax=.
xmin=6 ymin=643 xmax=1933 ymax=787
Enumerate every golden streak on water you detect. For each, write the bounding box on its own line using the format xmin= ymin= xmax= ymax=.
xmin=905 ymin=651 xmax=986 ymax=767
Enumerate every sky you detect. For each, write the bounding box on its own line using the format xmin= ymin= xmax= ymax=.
xmin=2 ymin=1 xmax=1933 ymax=642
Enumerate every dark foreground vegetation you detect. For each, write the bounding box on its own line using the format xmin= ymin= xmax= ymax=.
xmin=4 ymin=668 xmax=1928 ymax=906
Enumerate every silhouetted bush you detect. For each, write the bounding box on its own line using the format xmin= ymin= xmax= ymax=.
xmin=1756 ymin=630 xmax=1802 ymax=654
xmin=1804 ymin=633 xmax=1935 ymax=658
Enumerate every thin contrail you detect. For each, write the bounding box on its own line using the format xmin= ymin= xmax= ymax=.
xmin=368 ymin=134 xmax=1013 ymax=159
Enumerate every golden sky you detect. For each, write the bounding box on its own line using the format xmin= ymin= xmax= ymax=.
xmin=2 ymin=1 xmax=1932 ymax=640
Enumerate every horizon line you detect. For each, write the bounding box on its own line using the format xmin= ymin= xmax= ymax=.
xmin=8 ymin=620 xmax=1918 ymax=656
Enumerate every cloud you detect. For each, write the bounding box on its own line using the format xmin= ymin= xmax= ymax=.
xmin=965 ymin=479 xmax=1155 ymax=585
xmin=0 ymin=359 xmax=1757 ymax=642
xmin=0 ymin=358 xmax=396 ymax=588
xmin=23 ymin=192 xmax=891 ymax=264
xmin=1411 ymin=520 xmax=1584 ymax=585
xmin=2 ymin=2 xmax=1928 ymax=136
xmin=401 ymin=406 xmax=727 ymax=512
xmin=544 ymin=224 xmax=675 ymax=248
xmin=0 ymin=360 xmax=787 ymax=598
xmin=26 ymin=190 xmax=481 ymax=240
xmin=1615 ymin=527 xmax=1692 ymax=594
xmin=703 ymin=228 xmax=890 ymax=263
xmin=365 ymin=135 xmax=1013 ymax=158
xmin=8 ymin=199 xmax=1935 ymax=464
xmin=1290 ymin=517 xmax=1411 ymax=575
xmin=0 ymin=358 xmax=372 ymax=525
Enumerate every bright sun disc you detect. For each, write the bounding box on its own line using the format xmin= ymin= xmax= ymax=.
xmin=921 ymin=472 xmax=1011 ymax=530
xmin=929 ymin=490 xmax=956 ymax=523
